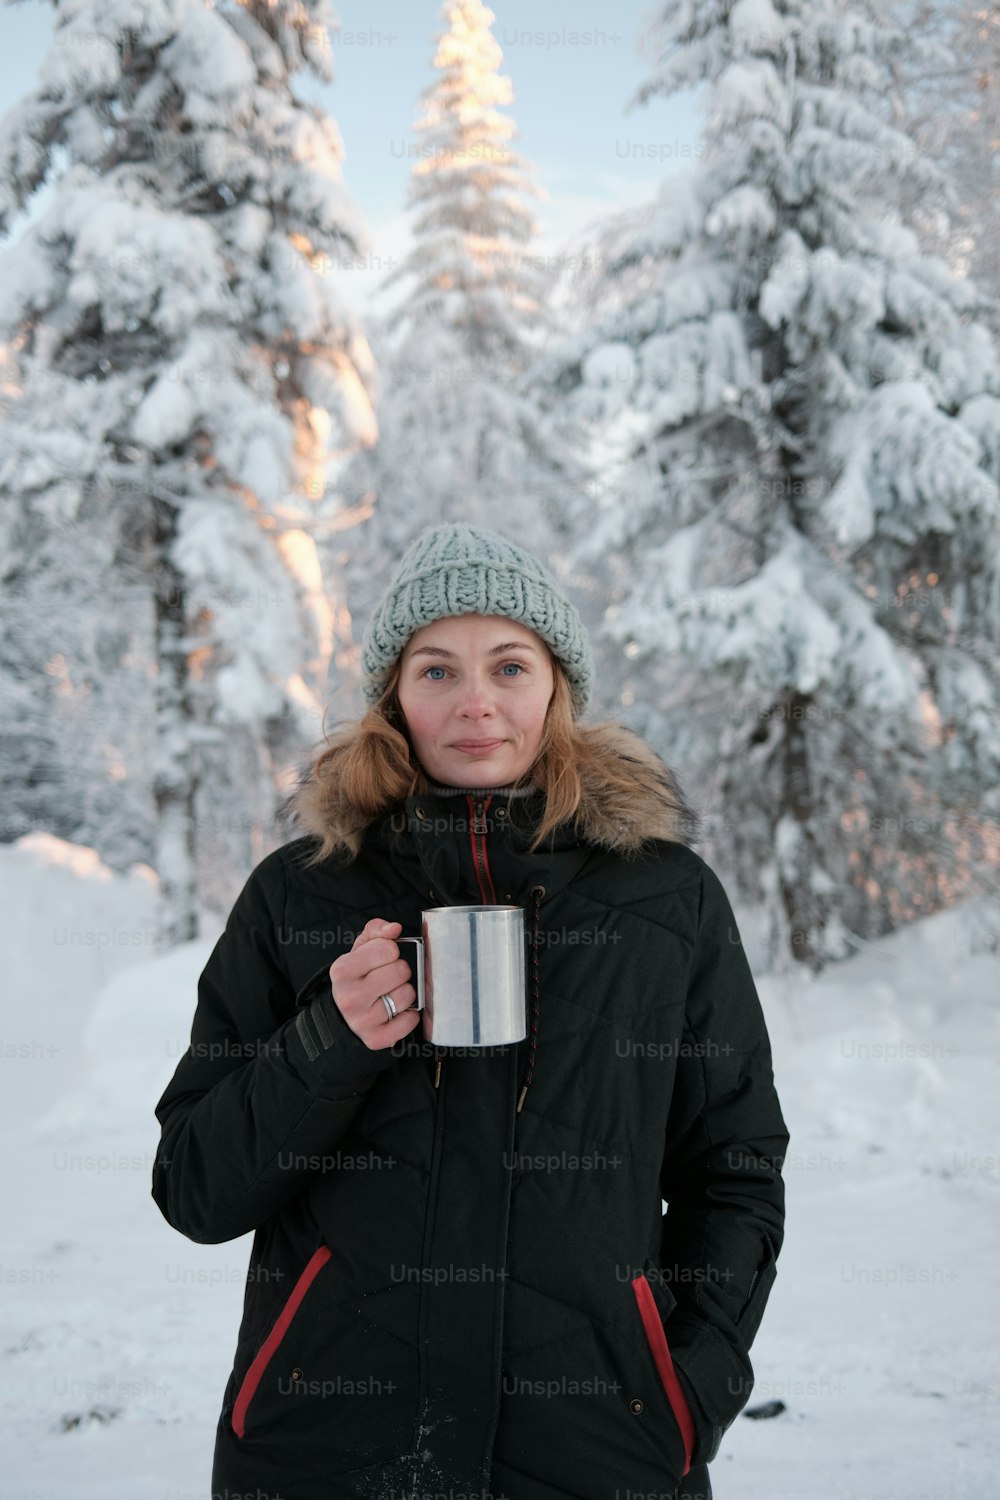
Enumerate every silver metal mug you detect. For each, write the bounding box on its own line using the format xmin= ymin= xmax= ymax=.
xmin=398 ymin=905 xmax=526 ymax=1048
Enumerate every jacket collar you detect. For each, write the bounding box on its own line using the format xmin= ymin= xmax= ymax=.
xmin=422 ymin=780 xmax=541 ymax=798
xmin=384 ymin=785 xmax=587 ymax=906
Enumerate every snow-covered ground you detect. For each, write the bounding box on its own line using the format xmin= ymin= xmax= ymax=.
xmin=2 ymin=832 xmax=998 ymax=1498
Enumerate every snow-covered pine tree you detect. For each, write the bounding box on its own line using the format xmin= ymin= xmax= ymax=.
xmin=529 ymin=0 xmax=1000 ymax=967
xmin=384 ymin=0 xmax=547 ymax=368
xmin=889 ymin=0 xmax=1000 ymax=303
xmin=0 ymin=495 xmax=153 ymax=865
xmin=0 ymin=0 xmax=376 ymax=942
xmin=339 ymin=0 xmax=583 ymax=625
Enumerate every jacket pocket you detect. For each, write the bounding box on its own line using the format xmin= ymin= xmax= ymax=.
xmin=232 ymin=1243 xmax=332 ymax=1439
xmin=630 ymin=1272 xmax=696 ymax=1478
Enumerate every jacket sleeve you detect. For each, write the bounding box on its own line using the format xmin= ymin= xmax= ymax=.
xmin=658 ymin=860 xmax=790 ymax=1468
xmin=151 ymin=851 xmax=399 ymax=1245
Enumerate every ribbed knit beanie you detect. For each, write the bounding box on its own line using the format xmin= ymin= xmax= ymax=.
xmin=360 ymin=524 xmax=593 ymax=718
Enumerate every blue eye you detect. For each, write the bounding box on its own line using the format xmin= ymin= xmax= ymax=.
xmin=419 ymin=662 xmax=526 ymax=681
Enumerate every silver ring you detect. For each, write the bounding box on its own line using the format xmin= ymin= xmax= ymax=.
xmin=379 ymin=993 xmax=397 ymax=1020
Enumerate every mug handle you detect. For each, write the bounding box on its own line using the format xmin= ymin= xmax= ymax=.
xmin=396 ymin=936 xmax=425 ymax=1011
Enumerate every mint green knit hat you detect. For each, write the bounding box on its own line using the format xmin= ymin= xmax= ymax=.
xmin=360 ymin=523 xmax=593 ymax=717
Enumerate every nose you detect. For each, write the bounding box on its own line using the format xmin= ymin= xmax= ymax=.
xmin=456 ymin=671 xmax=497 ymax=718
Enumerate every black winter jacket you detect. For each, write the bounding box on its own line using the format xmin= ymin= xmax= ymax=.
xmin=152 ymin=730 xmax=789 ymax=1500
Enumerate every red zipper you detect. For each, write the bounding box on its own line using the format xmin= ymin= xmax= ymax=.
xmin=630 ymin=1273 xmax=696 ymax=1476
xmin=466 ymin=795 xmax=498 ymax=903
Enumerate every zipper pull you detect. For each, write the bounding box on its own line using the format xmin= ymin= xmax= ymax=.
xmin=472 ymin=797 xmax=487 ymax=834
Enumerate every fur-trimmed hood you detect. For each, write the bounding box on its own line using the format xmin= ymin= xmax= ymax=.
xmin=536 ymin=721 xmax=700 ymax=854
xmin=282 ymin=720 xmax=701 ymax=858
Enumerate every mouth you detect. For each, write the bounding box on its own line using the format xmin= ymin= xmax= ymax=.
xmin=451 ymin=739 xmax=506 ymax=752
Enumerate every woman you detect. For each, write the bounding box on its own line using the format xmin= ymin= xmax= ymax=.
xmin=152 ymin=523 xmax=790 ymax=1500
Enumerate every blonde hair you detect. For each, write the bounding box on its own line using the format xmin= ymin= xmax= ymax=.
xmin=283 ymin=654 xmax=658 ymax=865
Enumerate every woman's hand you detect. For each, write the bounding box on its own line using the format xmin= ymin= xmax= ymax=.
xmin=328 ymin=919 xmax=422 ymax=1051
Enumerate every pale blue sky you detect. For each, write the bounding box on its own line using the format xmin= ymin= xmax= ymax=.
xmin=0 ymin=1 xmax=705 ymax=308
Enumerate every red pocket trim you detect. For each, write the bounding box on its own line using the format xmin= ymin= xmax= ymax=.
xmin=232 ymin=1244 xmax=332 ymax=1438
xmin=631 ymin=1273 xmax=695 ymax=1476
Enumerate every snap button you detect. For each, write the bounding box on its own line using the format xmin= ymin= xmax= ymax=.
xmin=629 ymin=1397 xmax=643 ymax=1415
xmin=290 ymin=1367 xmax=303 ymax=1381
xmin=496 ymin=807 xmax=506 ymax=818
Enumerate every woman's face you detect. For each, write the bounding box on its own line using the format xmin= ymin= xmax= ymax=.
xmin=397 ymin=613 xmax=555 ymax=787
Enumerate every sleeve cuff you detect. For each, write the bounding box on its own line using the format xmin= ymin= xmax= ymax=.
xmin=285 ymin=987 xmax=401 ymax=1094
xmin=666 ymin=1312 xmax=754 ymax=1468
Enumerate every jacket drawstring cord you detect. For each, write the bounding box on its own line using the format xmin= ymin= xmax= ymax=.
xmin=517 ymin=883 xmax=545 ymax=1114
